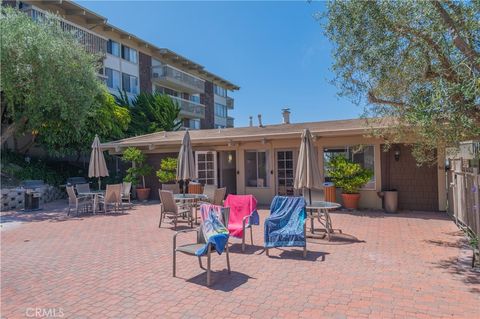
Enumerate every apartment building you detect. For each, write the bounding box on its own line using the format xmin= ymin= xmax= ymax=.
xmin=8 ymin=0 xmax=239 ymax=129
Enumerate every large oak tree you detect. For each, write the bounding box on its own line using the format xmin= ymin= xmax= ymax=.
xmin=323 ymin=0 xmax=479 ymax=163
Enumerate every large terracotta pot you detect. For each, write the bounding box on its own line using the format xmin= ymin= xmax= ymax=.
xmin=136 ymin=188 xmax=150 ymax=201
xmin=341 ymin=193 xmax=360 ymax=209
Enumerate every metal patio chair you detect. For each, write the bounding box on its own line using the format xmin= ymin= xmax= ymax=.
xmin=66 ymin=186 xmax=93 ymax=216
xmin=159 ymin=190 xmax=193 ymax=230
xmin=173 ymin=206 xmax=231 ymax=286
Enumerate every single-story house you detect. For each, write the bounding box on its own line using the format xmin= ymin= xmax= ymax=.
xmin=102 ymin=116 xmax=446 ymax=211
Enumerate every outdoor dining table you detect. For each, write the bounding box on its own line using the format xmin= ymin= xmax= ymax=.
xmin=173 ymin=193 xmax=209 ymax=224
xmin=305 ymin=201 xmax=341 ymax=241
xmin=78 ymin=190 xmax=105 ymax=214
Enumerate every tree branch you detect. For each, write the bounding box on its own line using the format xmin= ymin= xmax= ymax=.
xmin=394 ymin=25 xmax=459 ymax=82
xmin=368 ymin=91 xmax=407 ymax=108
xmin=433 ymin=1 xmax=480 ymax=73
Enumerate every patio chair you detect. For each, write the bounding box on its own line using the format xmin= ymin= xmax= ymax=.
xmin=121 ymin=182 xmax=132 ymax=208
xmin=264 ymin=196 xmax=307 ymax=259
xmin=224 ymin=194 xmax=259 ymax=252
xmin=212 ymin=187 xmax=227 ymax=205
xmin=202 ymin=185 xmax=217 ymax=202
xmin=98 ymin=184 xmax=123 ymax=213
xmin=159 ymin=190 xmax=193 ymax=230
xmin=66 ymin=186 xmax=93 ymax=216
xmin=75 ymin=183 xmax=90 ymax=195
xmin=173 ymin=205 xmax=231 ymax=286
xmin=162 ymin=184 xmax=180 ymax=194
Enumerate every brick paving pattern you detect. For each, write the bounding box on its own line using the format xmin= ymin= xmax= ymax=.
xmin=1 ymin=201 xmax=479 ymax=318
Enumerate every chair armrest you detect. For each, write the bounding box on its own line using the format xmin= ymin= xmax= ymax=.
xmin=77 ymin=195 xmax=91 ymax=201
xmin=173 ymin=228 xmax=200 ymax=250
xmin=173 ymin=228 xmax=199 ymax=239
xmin=242 ymin=211 xmax=257 ymax=228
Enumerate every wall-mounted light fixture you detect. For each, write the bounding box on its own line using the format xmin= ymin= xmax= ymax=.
xmin=227 ymin=153 xmax=233 ymax=164
xmin=394 ymin=146 xmax=401 ymax=161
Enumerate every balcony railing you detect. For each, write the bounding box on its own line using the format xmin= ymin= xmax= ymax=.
xmin=170 ymin=95 xmax=205 ymax=119
xmin=227 ymin=116 xmax=234 ymax=128
xmin=23 ymin=8 xmax=107 ymax=56
xmin=152 ymin=65 xmax=205 ymax=93
xmin=226 ymin=96 xmax=234 ymax=109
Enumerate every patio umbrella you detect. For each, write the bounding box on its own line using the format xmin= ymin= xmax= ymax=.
xmin=176 ymin=130 xmax=195 ymax=194
xmin=294 ymin=129 xmax=322 ymax=204
xmin=88 ymin=134 xmax=109 ymax=190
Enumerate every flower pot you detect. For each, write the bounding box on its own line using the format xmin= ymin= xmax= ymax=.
xmin=341 ymin=193 xmax=360 ymax=209
xmin=136 ymin=188 xmax=150 ymax=201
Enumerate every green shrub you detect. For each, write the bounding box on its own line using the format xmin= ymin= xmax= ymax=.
xmin=121 ymin=147 xmax=153 ymax=188
xmin=156 ymin=157 xmax=177 ymax=183
xmin=326 ymin=155 xmax=373 ymax=194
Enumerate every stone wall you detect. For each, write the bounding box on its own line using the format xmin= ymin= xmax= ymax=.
xmin=200 ymin=81 xmax=215 ymax=129
xmin=1 ymin=185 xmax=65 ymax=211
xmin=139 ymin=52 xmax=152 ymax=94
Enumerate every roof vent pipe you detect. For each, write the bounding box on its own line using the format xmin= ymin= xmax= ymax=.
xmin=282 ymin=108 xmax=291 ymax=124
xmin=258 ymin=114 xmax=263 ymax=127
xmin=249 ymin=116 xmax=253 ymax=127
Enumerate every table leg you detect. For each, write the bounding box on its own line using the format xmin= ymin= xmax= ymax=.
xmin=323 ymin=209 xmax=331 ymax=241
xmin=310 ymin=211 xmax=314 ymax=234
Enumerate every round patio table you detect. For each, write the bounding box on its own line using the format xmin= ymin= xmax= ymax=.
xmin=77 ymin=190 xmax=105 ymax=214
xmin=174 ymin=194 xmax=209 ymax=224
xmin=305 ymin=201 xmax=341 ymax=241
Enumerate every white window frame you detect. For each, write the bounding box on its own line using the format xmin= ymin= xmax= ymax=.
xmin=323 ymin=145 xmax=376 ymax=190
xmin=195 ymin=151 xmax=217 ymax=186
xmin=275 ymin=149 xmax=296 ymax=195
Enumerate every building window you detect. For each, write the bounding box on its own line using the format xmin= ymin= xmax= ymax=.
xmin=323 ymin=145 xmax=375 ymax=189
xmin=190 ymin=119 xmax=201 ymax=130
xmin=245 ymin=151 xmax=269 ymax=187
xmin=196 ymin=151 xmax=217 ymax=186
xmin=215 ymin=103 xmax=227 ymax=117
xmin=214 ymin=85 xmax=227 ymax=97
xmin=190 ymin=94 xmax=200 ymax=104
xmin=121 ymin=45 xmax=137 ymax=63
xmin=105 ymin=68 xmax=121 ymax=90
xmin=107 ymin=40 xmax=120 ymax=56
xmin=122 ymin=73 xmax=138 ymax=94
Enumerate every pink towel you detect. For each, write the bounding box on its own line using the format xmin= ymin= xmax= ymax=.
xmin=223 ymin=194 xmax=258 ymax=238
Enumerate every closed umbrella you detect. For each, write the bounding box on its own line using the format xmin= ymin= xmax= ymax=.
xmin=294 ymin=129 xmax=322 ymax=204
xmin=88 ymin=134 xmax=109 ymax=190
xmin=176 ymin=130 xmax=195 ymax=194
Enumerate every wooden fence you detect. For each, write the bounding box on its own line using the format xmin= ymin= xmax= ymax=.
xmin=447 ymin=159 xmax=480 ymax=249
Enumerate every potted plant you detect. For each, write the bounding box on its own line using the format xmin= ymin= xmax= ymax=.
xmin=156 ymin=157 xmax=178 ymax=192
xmin=122 ymin=147 xmax=153 ymax=201
xmin=326 ymin=155 xmax=373 ymax=209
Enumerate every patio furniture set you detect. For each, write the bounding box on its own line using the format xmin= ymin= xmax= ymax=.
xmin=160 ymin=185 xmax=341 ymax=286
xmin=65 ymin=182 xmax=132 ymax=216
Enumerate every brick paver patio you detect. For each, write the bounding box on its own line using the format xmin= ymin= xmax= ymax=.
xmin=1 ymin=201 xmax=479 ymax=318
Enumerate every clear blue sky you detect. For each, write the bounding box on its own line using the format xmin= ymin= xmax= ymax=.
xmin=79 ymin=0 xmax=363 ymax=127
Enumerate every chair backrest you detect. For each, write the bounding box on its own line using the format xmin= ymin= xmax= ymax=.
xmin=213 ymin=187 xmax=226 ymax=205
xmin=202 ymin=184 xmax=217 ymax=201
xmin=162 ymin=184 xmax=179 ymax=194
xmin=224 ymin=194 xmax=257 ymax=220
xmin=76 ymin=183 xmax=90 ymax=194
xmin=105 ymin=184 xmax=122 ymax=204
xmin=197 ymin=206 xmax=230 ymax=244
xmin=122 ymin=182 xmax=132 ymax=197
xmin=159 ymin=190 xmax=178 ymax=213
xmin=66 ymin=186 xmax=77 ymax=203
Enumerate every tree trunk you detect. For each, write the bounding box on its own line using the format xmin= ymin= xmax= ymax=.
xmin=0 ymin=122 xmax=17 ymax=145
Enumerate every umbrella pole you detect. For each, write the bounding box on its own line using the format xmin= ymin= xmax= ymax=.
xmin=308 ymin=188 xmax=314 ymax=234
xmin=98 ymin=177 xmax=101 ymax=191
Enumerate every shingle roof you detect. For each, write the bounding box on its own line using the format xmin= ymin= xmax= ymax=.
xmin=102 ymin=118 xmax=391 ymax=150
